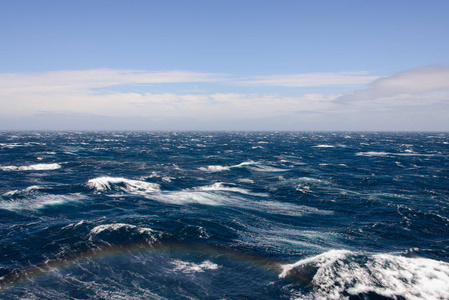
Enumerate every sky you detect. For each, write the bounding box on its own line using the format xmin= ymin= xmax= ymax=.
xmin=1 ymin=0 xmax=449 ymax=131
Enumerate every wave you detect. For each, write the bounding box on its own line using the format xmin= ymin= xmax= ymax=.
xmin=280 ymin=250 xmax=449 ymax=300
xmin=199 ymin=161 xmax=288 ymax=173
xmin=246 ymin=164 xmax=288 ymax=172
xmin=0 ymin=142 xmax=46 ymax=148
xmin=237 ymin=178 xmax=255 ymax=184
xmin=233 ymin=161 xmax=288 ymax=172
xmin=90 ymin=223 xmax=153 ymax=235
xmin=0 ymin=193 xmax=84 ymax=211
xmin=2 ymin=185 xmax=43 ymax=197
xmin=198 ymin=165 xmax=230 ymax=172
xmin=240 ymin=224 xmax=344 ymax=253
xmin=0 ymin=163 xmax=61 ymax=171
xmin=152 ymin=190 xmax=329 ymax=217
xmin=193 ymin=182 xmax=267 ymax=196
xmin=87 ymin=177 xmax=160 ymax=194
xmin=89 ymin=223 xmax=157 ymax=245
xmin=257 ymin=201 xmax=332 ymax=217
xmin=85 ymin=176 xmax=330 ymax=217
xmin=356 ymin=151 xmax=435 ymax=157
xmin=0 ymin=143 xmax=24 ymax=148
xmin=151 ymin=190 xmax=240 ymax=206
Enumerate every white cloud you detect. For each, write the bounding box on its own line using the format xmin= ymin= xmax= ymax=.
xmin=239 ymin=72 xmax=380 ymax=87
xmin=1 ymin=67 xmax=448 ymax=130
xmin=1 ymin=89 xmax=338 ymax=121
xmin=338 ymin=65 xmax=449 ymax=105
xmin=0 ymin=68 xmax=343 ymax=120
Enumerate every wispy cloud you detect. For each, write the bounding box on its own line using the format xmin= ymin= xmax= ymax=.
xmin=338 ymin=65 xmax=449 ymax=106
xmin=0 ymin=68 xmax=355 ymax=118
xmin=0 ymin=69 xmax=227 ymax=96
xmin=238 ymin=72 xmax=380 ymax=87
xmin=0 ymin=89 xmax=338 ymax=120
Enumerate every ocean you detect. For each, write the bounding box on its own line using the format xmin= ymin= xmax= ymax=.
xmin=0 ymin=131 xmax=448 ymax=299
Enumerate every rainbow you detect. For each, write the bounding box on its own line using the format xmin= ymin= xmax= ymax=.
xmin=0 ymin=241 xmax=289 ymax=291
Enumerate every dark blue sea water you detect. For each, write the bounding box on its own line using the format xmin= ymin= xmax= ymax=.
xmin=1 ymin=131 xmax=448 ymax=299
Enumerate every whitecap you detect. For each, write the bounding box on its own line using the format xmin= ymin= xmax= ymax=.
xmin=2 ymin=185 xmax=43 ymax=197
xmin=355 ymin=151 xmax=390 ymax=157
xmin=237 ymin=178 xmax=255 ymax=184
xmin=233 ymin=161 xmax=288 ymax=172
xmin=90 ymin=223 xmax=153 ymax=235
xmin=171 ymin=260 xmax=219 ymax=274
xmin=280 ymin=250 xmax=449 ymax=300
xmin=87 ymin=177 xmax=160 ymax=194
xmin=198 ymin=165 xmax=230 ymax=172
xmin=0 ymin=163 xmax=62 ymax=171
xmin=162 ymin=177 xmax=175 ymax=183
xmin=198 ymin=161 xmax=287 ymax=173
xmin=0 ymin=143 xmax=24 ymax=148
xmin=312 ymin=145 xmax=335 ymax=148
xmin=356 ymin=151 xmax=435 ymax=157
xmin=89 ymin=223 xmax=156 ymax=243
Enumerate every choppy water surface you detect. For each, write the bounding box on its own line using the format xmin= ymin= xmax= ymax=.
xmin=1 ymin=131 xmax=448 ymax=299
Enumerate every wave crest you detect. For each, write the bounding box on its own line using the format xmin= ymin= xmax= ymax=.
xmin=89 ymin=223 xmax=156 ymax=245
xmin=87 ymin=177 xmax=160 ymax=194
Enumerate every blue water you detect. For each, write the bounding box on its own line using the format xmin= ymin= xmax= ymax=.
xmin=1 ymin=131 xmax=448 ymax=299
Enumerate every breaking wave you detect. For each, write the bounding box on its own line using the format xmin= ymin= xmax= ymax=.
xmin=87 ymin=176 xmax=160 ymax=194
xmin=280 ymin=250 xmax=449 ymax=300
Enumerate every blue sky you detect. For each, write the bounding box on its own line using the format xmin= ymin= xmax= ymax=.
xmin=1 ymin=0 xmax=449 ymax=130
